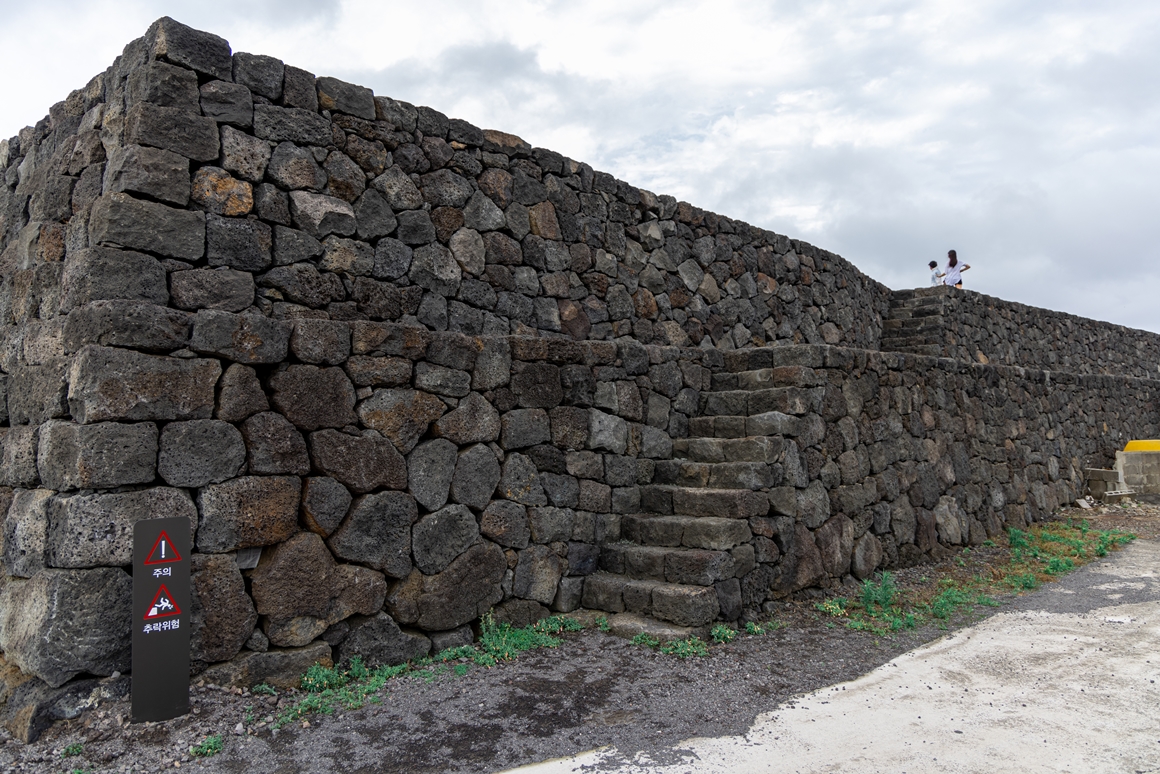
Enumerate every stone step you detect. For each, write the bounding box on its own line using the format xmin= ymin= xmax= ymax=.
xmin=882 ymin=343 xmax=943 ymax=357
xmin=687 ymin=411 xmax=802 ymax=439
xmin=881 ymin=335 xmax=943 ymax=350
xmin=599 ymin=543 xmax=737 ymax=586
xmin=621 ymin=513 xmax=752 ymax=550
xmin=639 ymin=484 xmax=769 ymax=519
xmin=652 ymin=459 xmax=778 ymax=490
xmin=887 ymin=295 xmax=944 ymax=310
xmin=602 ymin=612 xmax=707 ymax=643
xmin=580 ymin=572 xmax=726 ymax=627
xmin=673 ymin=435 xmax=785 ymax=463
xmin=882 ymin=315 xmax=943 ymax=331
xmin=702 ymin=387 xmax=818 ymax=417
xmin=711 ymin=366 xmax=825 ymax=392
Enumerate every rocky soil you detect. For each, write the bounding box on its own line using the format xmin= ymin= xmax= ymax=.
xmin=3 ymin=501 xmax=1153 ymax=774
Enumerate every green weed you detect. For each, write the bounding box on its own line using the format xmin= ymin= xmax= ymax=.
xmin=816 ymin=598 xmax=848 ymax=617
xmin=631 ymin=632 xmax=661 ymax=648
xmin=659 ymin=637 xmax=709 ymax=658
xmin=190 ymin=734 xmax=223 ymax=757
xmin=860 ymin=573 xmax=899 ymax=613
xmin=743 ymin=620 xmax=781 ymax=635
xmin=596 ymin=616 xmax=610 ymax=632
xmin=710 ymin=624 xmax=737 ymax=644
xmin=273 ymin=614 xmax=587 ymax=729
xmin=61 ymin=743 xmax=84 ymax=758
xmin=252 ymin=683 xmax=277 ymax=696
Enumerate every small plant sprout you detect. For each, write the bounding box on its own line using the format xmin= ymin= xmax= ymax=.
xmin=61 ymin=743 xmax=84 ymax=758
xmin=631 ymin=632 xmax=660 ymax=648
xmin=710 ymin=624 xmax=737 ymax=644
xmin=816 ymin=598 xmax=848 ymax=617
xmin=596 ymin=616 xmax=610 ymax=632
xmin=190 ymin=734 xmax=224 ymax=757
xmin=252 ymin=683 xmax=277 ymax=696
xmin=659 ymin=637 xmax=709 ymax=658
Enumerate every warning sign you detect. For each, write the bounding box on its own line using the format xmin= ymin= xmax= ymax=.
xmin=144 ymin=531 xmax=182 ymax=565
xmin=133 ymin=517 xmax=191 ymax=723
xmin=143 ymin=584 xmax=182 ymax=620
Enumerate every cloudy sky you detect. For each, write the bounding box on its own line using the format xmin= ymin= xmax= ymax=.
xmin=3 ymin=0 xmax=1158 ymax=332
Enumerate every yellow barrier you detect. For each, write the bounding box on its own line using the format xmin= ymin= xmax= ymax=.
xmin=1124 ymin=440 xmax=1160 ymax=452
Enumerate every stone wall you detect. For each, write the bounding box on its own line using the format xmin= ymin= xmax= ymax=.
xmin=0 ymin=15 xmax=1158 ymax=731
xmin=886 ymin=286 xmax=1160 ymax=378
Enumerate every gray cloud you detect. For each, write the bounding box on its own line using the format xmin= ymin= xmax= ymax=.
xmin=2 ymin=1 xmax=1157 ymax=332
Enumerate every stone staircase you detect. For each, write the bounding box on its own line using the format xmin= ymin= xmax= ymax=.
xmin=579 ymin=365 xmax=807 ymax=635
xmin=880 ymin=288 xmax=948 ymax=357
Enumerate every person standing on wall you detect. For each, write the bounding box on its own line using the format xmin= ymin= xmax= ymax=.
xmin=929 ymin=261 xmax=945 ymax=286
xmin=943 ymin=250 xmax=970 ymax=288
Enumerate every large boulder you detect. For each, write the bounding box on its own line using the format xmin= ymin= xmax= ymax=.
xmin=46 ymin=487 xmax=196 ymax=568
xmin=190 ymin=554 xmax=257 ymax=664
xmin=37 ymin=420 xmax=158 ymax=491
xmin=67 ymin=346 xmax=219 ymax=423
xmin=250 ymin=532 xmax=385 ymax=647
xmin=411 ymin=504 xmax=479 ymax=575
xmin=512 ymin=544 xmax=565 ymax=605
xmin=198 ymin=641 xmax=332 ymax=689
xmin=407 ymin=439 xmax=458 ymax=511
xmin=308 ymin=430 xmax=406 ymax=493
xmin=386 ymin=542 xmax=506 ymax=631
xmin=335 ymin=612 xmax=430 ymax=667
xmin=158 ymin=420 xmax=246 ymax=488
xmin=0 ymin=568 xmax=132 ymax=688
xmin=196 ymin=476 xmax=300 ymax=553
xmin=356 ymin=389 xmax=445 ymax=454
xmin=327 ymin=491 xmax=417 ymax=578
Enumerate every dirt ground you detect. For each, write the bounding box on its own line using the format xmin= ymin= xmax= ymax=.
xmin=3 ymin=500 xmax=1157 ymax=774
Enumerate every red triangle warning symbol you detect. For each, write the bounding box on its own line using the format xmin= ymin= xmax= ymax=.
xmin=143 ymin=585 xmax=182 ymax=620
xmin=144 ymin=531 xmax=182 ymax=565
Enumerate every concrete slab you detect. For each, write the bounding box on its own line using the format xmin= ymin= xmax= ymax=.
xmin=510 ymin=540 xmax=1160 ymax=774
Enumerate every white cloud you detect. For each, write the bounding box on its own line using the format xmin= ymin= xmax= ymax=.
xmin=2 ymin=0 xmax=1158 ymax=331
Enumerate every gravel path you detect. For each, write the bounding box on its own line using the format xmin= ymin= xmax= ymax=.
xmin=2 ymin=505 xmax=1154 ymax=774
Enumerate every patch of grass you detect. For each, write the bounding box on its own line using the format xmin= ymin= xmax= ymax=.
xmin=744 ymin=620 xmax=780 ymax=635
xmin=659 ymin=637 xmax=709 ymax=658
xmin=190 ymin=734 xmax=223 ymax=757
xmin=631 ymin=632 xmax=660 ymax=648
xmin=813 ymin=520 xmax=1135 ymax=637
xmin=710 ymin=624 xmax=737 ymax=644
xmin=252 ymin=683 xmax=277 ymax=696
xmin=815 ymin=598 xmax=848 ymax=617
xmin=273 ymin=614 xmax=588 ymax=729
xmin=61 ymin=743 xmax=84 ymax=758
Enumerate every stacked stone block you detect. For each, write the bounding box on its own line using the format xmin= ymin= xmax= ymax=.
xmin=883 ymin=287 xmax=1160 ymax=378
xmin=0 ymin=16 xmax=1158 ymax=735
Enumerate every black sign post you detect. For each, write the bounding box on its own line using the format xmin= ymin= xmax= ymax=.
xmin=132 ymin=517 xmax=191 ymax=723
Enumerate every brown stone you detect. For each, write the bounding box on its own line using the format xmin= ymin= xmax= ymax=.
xmin=327 ymin=491 xmax=417 ymax=578
xmin=269 ymin=365 xmax=357 ymax=431
xmin=385 ymin=542 xmax=506 ymax=632
xmin=215 ymin=363 xmax=269 ymax=422
xmin=815 ymin=514 xmax=855 ymax=578
xmin=190 ymin=553 xmax=257 ymax=664
xmin=199 ymin=641 xmax=332 ymax=689
xmin=195 ymin=476 xmax=301 ymax=553
xmin=308 ymin=429 xmax=407 ymax=493
xmin=356 ymin=389 xmax=446 ymax=454
xmin=191 ymin=166 xmax=253 ymax=216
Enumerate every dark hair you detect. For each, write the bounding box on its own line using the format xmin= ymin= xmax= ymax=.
xmin=928 ymin=261 xmax=938 ymax=268
xmin=947 ymin=249 xmax=958 ymax=268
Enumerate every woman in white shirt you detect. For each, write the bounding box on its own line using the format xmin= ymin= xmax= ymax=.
xmin=943 ymin=250 xmax=970 ymax=288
